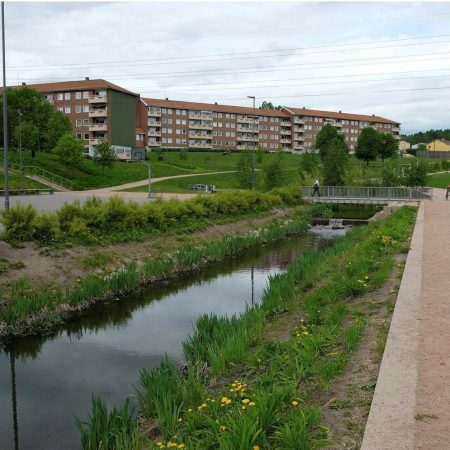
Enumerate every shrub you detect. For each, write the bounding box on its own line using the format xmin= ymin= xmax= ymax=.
xmin=57 ymin=201 xmax=83 ymax=231
xmin=68 ymin=217 xmax=89 ymax=237
xmin=441 ymin=160 xmax=450 ymax=171
xmin=33 ymin=213 xmax=61 ymax=243
xmin=1 ymin=203 xmax=37 ymax=241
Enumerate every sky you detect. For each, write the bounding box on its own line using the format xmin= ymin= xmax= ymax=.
xmin=5 ymin=1 xmax=450 ymax=134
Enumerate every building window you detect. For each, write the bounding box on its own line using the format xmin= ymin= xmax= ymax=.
xmin=57 ymin=106 xmax=63 ymax=113
xmin=84 ymin=133 xmax=89 ymax=140
xmin=76 ymin=119 xmax=82 ymax=127
xmin=83 ymin=91 xmax=89 ymax=99
xmin=76 ymin=133 xmax=82 ymax=139
xmin=83 ymin=105 xmax=89 ymax=113
xmin=83 ymin=119 xmax=89 ymax=126
xmin=76 ymin=92 xmax=82 ymax=100
xmin=65 ymin=106 xmax=71 ymax=114
xmin=64 ymin=92 xmax=71 ymax=100
xmin=76 ymin=105 xmax=82 ymax=113
xmin=57 ymin=93 xmax=63 ymax=101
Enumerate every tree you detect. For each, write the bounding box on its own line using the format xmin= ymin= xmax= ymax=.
xmin=13 ymin=121 xmax=38 ymax=151
xmin=260 ymin=101 xmax=283 ymax=110
xmin=236 ymin=151 xmax=253 ymax=189
xmin=322 ymin=138 xmax=348 ymax=185
xmin=315 ymin=123 xmax=346 ymax=161
xmin=93 ymin=140 xmax=117 ymax=173
xmin=46 ymin=111 xmax=72 ymax=151
xmin=403 ymin=159 xmax=428 ymax=186
xmin=379 ymin=132 xmax=398 ymax=164
xmin=355 ymin=127 xmax=381 ymax=166
xmin=264 ymin=159 xmax=284 ymax=190
xmin=53 ymin=132 xmax=85 ymax=176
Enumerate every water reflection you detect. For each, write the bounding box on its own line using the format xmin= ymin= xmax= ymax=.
xmin=0 ymin=232 xmax=337 ymax=450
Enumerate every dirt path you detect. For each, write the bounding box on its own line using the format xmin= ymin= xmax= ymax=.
xmin=362 ymin=190 xmax=450 ymax=449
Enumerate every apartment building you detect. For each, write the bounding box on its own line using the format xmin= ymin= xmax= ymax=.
xmin=14 ymin=78 xmax=147 ymax=160
xmin=144 ymin=98 xmax=400 ymax=152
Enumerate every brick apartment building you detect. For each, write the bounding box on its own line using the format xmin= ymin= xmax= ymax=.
xmin=14 ymin=78 xmax=147 ymax=160
xmin=11 ymin=78 xmax=400 ymax=156
xmin=143 ymin=98 xmax=400 ymax=153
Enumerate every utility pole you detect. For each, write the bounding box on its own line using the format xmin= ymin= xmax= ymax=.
xmin=18 ymin=110 xmax=22 ymax=188
xmin=2 ymin=1 xmax=9 ymax=211
xmin=247 ymin=95 xmax=256 ymax=189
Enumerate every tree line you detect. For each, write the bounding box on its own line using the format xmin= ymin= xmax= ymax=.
xmin=402 ymin=129 xmax=450 ymax=145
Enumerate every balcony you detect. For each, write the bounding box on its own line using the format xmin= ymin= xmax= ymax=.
xmin=294 ymin=117 xmax=305 ymax=124
xmin=148 ymin=121 xmax=161 ymax=127
xmin=293 ymin=126 xmax=304 ymax=132
xmin=237 ymin=125 xmax=258 ymax=132
xmin=280 ymin=129 xmax=291 ymax=135
xmin=148 ymin=140 xmax=161 ymax=147
xmin=237 ymin=135 xmax=259 ymax=142
xmin=188 ymin=142 xmax=212 ymax=148
xmin=237 ymin=116 xmax=258 ymax=124
xmin=89 ymin=123 xmax=108 ymax=132
xmin=189 ymin=133 xmax=212 ymax=139
xmin=89 ymin=108 xmax=107 ymax=118
xmin=280 ymin=138 xmax=292 ymax=144
xmin=189 ymin=123 xmax=213 ymax=130
xmin=280 ymin=120 xmax=291 ymax=126
xmin=189 ymin=111 xmax=213 ymax=120
xmin=148 ymin=109 xmax=161 ymax=117
xmin=89 ymin=138 xmax=102 ymax=146
xmin=88 ymin=95 xmax=107 ymax=104
xmin=148 ymin=130 xmax=161 ymax=137
xmin=392 ymin=126 xmax=400 ymax=132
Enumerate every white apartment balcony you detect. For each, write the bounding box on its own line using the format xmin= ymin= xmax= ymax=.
xmin=89 ymin=123 xmax=108 ymax=132
xmin=89 ymin=138 xmax=102 ymax=146
xmin=89 ymin=108 xmax=108 ymax=118
xmin=237 ymin=144 xmax=253 ymax=150
xmin=293 ymin=144 xmax=304 ymax=150
xmin=189 ymin=123 xmax=213 ymax=130
xmin=294 ymin=126 xmax=304 ymax=132
xmin=237 ymin=125 xmax=258 ymax=132
xmin=189 ymin=133 xmax=212 ymax=139
xmin=294 ymin=117 xmax=305 ymax=124
xmin=148 ymin=140 xmax=161 ymax=146
xmin=148 ymin=109 xmax=161 ymax=117
xmin=148 ymin=121 xmax=161 ymax=127
xmin=148 ymin=130 xmax=161 ymax=137
xmin=280 ymin=120 xmax=291 ymax=126
xmin=392 ymin=126 xmax=400 ymax=132
xmin=88 ymin=95 xmax=108 ymax=104
xmin=280 ymin=137 xmax=292 ymax=144
xmin=189 ymin=111 xmax=213 ymax=120
xmin=280 ymin=129 xmax=291 ymax=135
xmin=237 ymin=135 xmax=259 ymax=142
xmin=188 ymin=142 xmax=212 ymax=148
xmin=237 ymin=116 xmax=258 ymax=124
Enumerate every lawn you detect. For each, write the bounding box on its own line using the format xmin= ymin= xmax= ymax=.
xmin=124 ymin=169 xmax=301 ymax=193
xmin=426 ymin=172 xmax=450 ymax=188
xmin=1 ymin=150 xmax=304 ymax=190
xmin=0 ymin=172 xmax=48 ymax=190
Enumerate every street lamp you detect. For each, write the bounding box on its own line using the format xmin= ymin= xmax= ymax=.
xmin=139 ymin=159 xmax=152 ymax=199
xmin=18 ymin=110 xmax=22 ymax=188
xmin=247 ymin=95 xmax=256 ymax=189
xmin=2 ymin=1 xmax=9 ymax=211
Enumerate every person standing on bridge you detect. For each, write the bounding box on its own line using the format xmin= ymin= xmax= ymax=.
xmin=312 ymin=179 xmax=320 ymax=197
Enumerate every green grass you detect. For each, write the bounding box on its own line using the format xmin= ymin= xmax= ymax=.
xmin=1 ymin=150 xmax=305 ymax=190
xmin=0 ymin=172 xmax=48 ymax=190
xmin=77 ymin=206 xmax=417 ymax=449
xmin=426 ymin=172 xmax=450 ymax=188
xmin=125 ymin=170 xmax=301 ymax=193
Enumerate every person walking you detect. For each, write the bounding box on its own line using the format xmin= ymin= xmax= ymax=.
xmin=446 ymin=183 xmax=450 ymax=200
xmin=312 ymin=179 xmax=320 ymax=197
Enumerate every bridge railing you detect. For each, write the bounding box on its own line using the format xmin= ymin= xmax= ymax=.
xmin=300 ymin=186 xmax=433 ymax=200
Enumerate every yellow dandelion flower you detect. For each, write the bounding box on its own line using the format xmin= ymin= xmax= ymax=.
xmin=242 ymin=399 xmax=250 ymax=404
xmin=249 ymin=402 xmax=256 ymax=406
xmin=188 ymin=408 xmax=193 ymax=412
xmin=253 ymin=446 xmax=260 ymax=450
xmin=220 ymin=425 xmax=226 ymax=432
xmin=292 ymin=400 xmax=299 ymax=406
xmin=242 ymin=406 xmax=247 ymax=410
xmin=177 ymin=445 xmax=185 ymax=449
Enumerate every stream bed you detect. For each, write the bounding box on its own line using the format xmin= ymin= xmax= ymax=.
xmin=0 ymin=227 xmax=347 ymax=450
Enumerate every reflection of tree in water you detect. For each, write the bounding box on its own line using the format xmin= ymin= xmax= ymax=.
xmin=5 ymin=234 xmax=318 ymax=360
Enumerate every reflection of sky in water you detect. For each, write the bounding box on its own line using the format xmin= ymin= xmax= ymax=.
xmin=0 ymin=235 xmax=318 ymax=450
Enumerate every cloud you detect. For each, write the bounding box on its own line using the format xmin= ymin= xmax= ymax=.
xmin=5 ymin=1 xmax=450 ymax=133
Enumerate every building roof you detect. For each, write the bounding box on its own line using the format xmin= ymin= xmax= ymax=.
xmin=283 ymin=106 xmax=399 ymax=125
xmin=6 ymin=79 xmax=138 ymax=96
xmin=142 ymin=98 xmax=290 ymax=117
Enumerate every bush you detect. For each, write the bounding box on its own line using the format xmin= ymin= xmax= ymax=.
xmin=33 ymin=213 xmax=61 ymax=243
xmin=264 ymin=160 xmax=284 ymax=190
xmin=441 ymin=160 xmax=450 ymax=171
xmin=1 ymin=203 xmax=37 ymax=241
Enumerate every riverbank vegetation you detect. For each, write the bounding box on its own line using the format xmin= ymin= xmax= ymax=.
xmin=0 ymin=185 xmax=303 ymax=247
xmin=0 ymin=202 xmax=327 ymax=340
xmin=76 ymin=206 xmax=417 ymax=449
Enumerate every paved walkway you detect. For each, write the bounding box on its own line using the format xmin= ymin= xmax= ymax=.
xmin=362 ymin=188 xmax=450 ymax=449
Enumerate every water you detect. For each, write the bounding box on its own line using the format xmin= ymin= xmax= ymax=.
xmin=0 ymin=230 xmax=341 ymax=450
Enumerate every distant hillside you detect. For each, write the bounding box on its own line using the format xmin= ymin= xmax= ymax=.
xmin=402 ymin=129 xmax=450 ymax=145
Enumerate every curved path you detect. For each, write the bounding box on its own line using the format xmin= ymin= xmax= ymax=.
xmin=362 ymin=188 xmax=450 ymax=449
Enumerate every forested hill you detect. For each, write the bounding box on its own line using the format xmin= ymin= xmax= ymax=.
xmin=402 ymin=129 xmax=450 ymax=145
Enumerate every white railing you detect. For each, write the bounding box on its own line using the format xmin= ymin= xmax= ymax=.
xmin=299 ymin=186 xmax=433 ymax=201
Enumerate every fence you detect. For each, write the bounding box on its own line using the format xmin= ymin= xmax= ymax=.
xmin=299 ymin=186 xmax=433 ymax=201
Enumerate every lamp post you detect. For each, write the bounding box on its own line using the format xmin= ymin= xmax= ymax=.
xmin=18 ymin=110 xmax=22 ymax=188
xmin=247 ymin=95 xmax=256 ymax=189
xmin=2 ymin=1 xmax=9 ymax=211
xmin=139 ymin=159 xmax=152 ymax=199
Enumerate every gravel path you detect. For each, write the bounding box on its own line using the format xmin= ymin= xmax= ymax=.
xmin=362 ymin=189 xmax=450 ymax=449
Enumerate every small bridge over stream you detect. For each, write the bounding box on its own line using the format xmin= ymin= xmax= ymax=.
xmin=300 ymin=186 xmax=433 ymax=204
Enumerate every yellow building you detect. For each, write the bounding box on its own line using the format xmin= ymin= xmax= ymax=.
xmin=427 ymin=139 xmax=450 ymax=151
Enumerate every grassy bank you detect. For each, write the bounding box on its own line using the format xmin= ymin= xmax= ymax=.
xmin=426 ymin=172 xmax=450 ymax=188
xmin=0 ymin=203 xmax=324 ymax=341
xmin=0 ymin=185 xmax=303 ymax=247
xmin=76 ymin=206 xmax=416 ymax=449
xmin=0 ymin=172 xmax=47 ymax=190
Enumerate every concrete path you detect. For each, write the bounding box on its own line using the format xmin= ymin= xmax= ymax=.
xmin=362 ymin=188 xmax=450 ymax=449
xmin=85 ymin=170 xmax=236 ymax=193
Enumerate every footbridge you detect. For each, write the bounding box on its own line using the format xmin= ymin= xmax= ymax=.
xmin=300 ymin=186 xmax=433 ymax=204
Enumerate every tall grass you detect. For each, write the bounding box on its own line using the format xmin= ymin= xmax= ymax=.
xmin=0 ymin=205 xmax=313 ymax=336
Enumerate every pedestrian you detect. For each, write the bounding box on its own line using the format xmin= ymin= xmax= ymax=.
xmin=312 ymin=179 xmax=320 ymax=197
xmin=446 ymin=183 xmax=450 ymax=200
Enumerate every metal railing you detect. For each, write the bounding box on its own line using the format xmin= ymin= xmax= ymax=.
xmin=5 ymin=161 xmax=75 ymax=190
xmin=299 ymin=185 xmax=433 ymax=201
